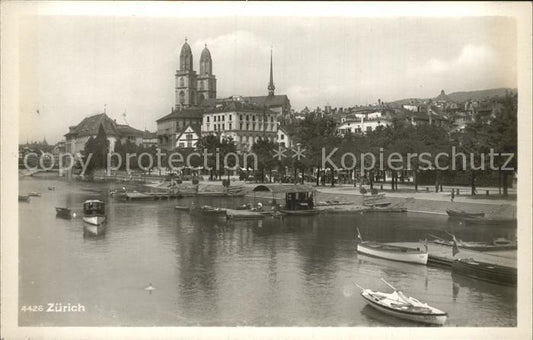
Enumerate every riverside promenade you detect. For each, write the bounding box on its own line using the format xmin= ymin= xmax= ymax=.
xmin=242 ymin=182 xmax=516 ymax=219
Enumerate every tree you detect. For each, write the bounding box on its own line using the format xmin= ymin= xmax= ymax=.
xmin=83 ymin=124 xmax=109 ymax=175
xmin=252 ymin=138 xmax=278 ymax=183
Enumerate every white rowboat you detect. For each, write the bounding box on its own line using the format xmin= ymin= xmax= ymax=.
xmin=357 ymin=242 xmax=428 ymax=265
xmin=360 ymin=288 xmax=447 ymax=325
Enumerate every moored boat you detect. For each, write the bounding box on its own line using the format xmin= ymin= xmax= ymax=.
xmin=174 ymin=205 xmax=190 ymax=211
xmin=18 ymin=195 xmax=30 ymax=202
xmin=356 ymin=279 xmax=447 ymax=326
xmin=357 ymin=242 xmax=429 ymax=265
xmin=446 ymin=209 xmax=485 ymax=218
xmin=356 ymin=228 xmax=428 ymax=265
xmin=451 ymin=258 xmax=517 ymax=286
xmin=430 ymin=237 xmax=516 ymax=251
xmin=28 ymin=192 xmax=41 ymax=197
xmin=55 ymin=207 xmax=73 ymax=219
xmin=278 ymin=209 xmax=319 ymax=216
xmin=190 ymin=205 xmax=227 ymax=217
xmin=82 ymin=200 xmax=106 ymax=236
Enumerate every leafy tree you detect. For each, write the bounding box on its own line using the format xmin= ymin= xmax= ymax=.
xmin=83 ymin=124 xmax=109 ymax=174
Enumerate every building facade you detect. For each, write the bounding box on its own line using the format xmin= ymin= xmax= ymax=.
xmin=201 ymin=98 xmax=278 ymax=150
xmin=64 ymin=113 xmax=144 ymax=154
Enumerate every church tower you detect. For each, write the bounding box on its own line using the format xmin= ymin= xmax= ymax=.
xmin=175 ymin=38 xmax=198 ymax=109
xmin=197 ymin=44 xmax=217 ymax=104
xmin=267 ymin=49 xmax=275 ymax=96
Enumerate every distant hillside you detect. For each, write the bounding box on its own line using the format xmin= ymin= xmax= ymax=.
xmin=389 ymin=88 xmax=516 ymax=105
xmin=446 ymin=88 xmax=516 ymax=103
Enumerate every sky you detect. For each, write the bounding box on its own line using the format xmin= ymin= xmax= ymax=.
xmin=18 ymin=14 xmax=517 ymax=144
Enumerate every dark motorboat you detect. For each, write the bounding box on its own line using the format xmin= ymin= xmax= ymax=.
xmin=82 ymin=200 xmax=107 ymax=236
xmin=446 ymin=209 xmax=485 ymax=218
xmin=451 ymin=258 xmax=517 ymax=286
xmin=55 ymin=207 xmax=74 ymax=219
xmin=18 ymin=195 xmax=30 ymax=202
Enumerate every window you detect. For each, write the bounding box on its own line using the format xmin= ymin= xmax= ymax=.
xmin=240 ymin=115 xmax=243 ymax=121
xmin=280 ymin=134 xmax=284 ymax=140
xmin=270 ymin=117 xmax=274 ymax=122
xmin=252 ymin=116 xmax=256 ymax=121
xmin=229 ymin=123 xmax=232 ymax=130
xmin=252 ymin=123 xmax=256 ymax=130
xmin=240 ymin=123 xmax=243 ymax=130
xmin=178 ymin=142 xmax=185 ymax=148
xmin=179 ymin=91 xmax=185 ymax=105
xmin=186 ymin=134 xmax=193 ymax=140
xmin=222 ymin=116 xmax=225 ymax=121
xmin=179 ymin=77 xmax=184 ymax=87
xmin=229 ymin=115 xmax=232 ymax=121
xmin=246 ymin=123 xmax=249 ymax=130
xmin=207 ymin=116 xmax=210 ymax=123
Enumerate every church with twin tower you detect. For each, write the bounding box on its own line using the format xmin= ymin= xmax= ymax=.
xmin=156 ymin=37 xmax=291 ymax=150
xmin=175 ymin=38 xmax=217 ymax=108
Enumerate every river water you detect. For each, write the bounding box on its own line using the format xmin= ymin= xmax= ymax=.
xmin=18 ymin=177 xmax=516 ymax=327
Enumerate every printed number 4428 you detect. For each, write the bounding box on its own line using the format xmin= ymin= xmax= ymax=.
xmin=21 ymin=305 xmax=43 ymax=312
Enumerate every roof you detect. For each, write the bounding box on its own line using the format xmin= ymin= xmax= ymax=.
xmin=278 ymin=124 xmax=297 ymax=136
xmin=156 ymin=108 xmax=204 ymax=122
xmin=252 ymin=184 xmax=316 ymax=193
xmin=204 ymin=99 xmax=278 ymax=114
xmin=200 ymin=45 xmax=212 ymax=61
xmin=176 ymin=124 xmax=201 ymax=140
xmin=116 ymin=124 xmax=144 ymax=137
xmin=64 ymin=113 xmax=120 ymax=138
xmin=246 ymin=94 xmax=290 ymax=108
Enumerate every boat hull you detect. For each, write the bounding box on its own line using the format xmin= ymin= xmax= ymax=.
xmin=83 ymin=222 xmax=106 ymax=236
xmin=55 ymin=208 xmax=72 ymax=219
xmin=361 ymin=292 xmax=447 ymax=326
xmin=357 ymin=242 xmax=428 ymax=265
xmin=451 ymin=259 xmax=517 ymax=286
xmin=82 ymin=216 xmax=106 ymax=226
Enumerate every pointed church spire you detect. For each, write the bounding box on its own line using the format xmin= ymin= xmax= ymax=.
xmin=268 ymin=48 xmax=275 ymax=96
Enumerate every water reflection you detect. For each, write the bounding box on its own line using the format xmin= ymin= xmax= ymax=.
xmin=18 ymin=177 xmax=517 ymax=327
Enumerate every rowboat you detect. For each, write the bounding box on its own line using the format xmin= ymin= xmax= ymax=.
xmin=463 ymin=217 xmax=517 ymax=226
xmin=357 ymin=279 xmax=447 ymax=326
xmin=82 ymin=200 xmax=106 ymax=236
xmin=174 ymin=205 xmax=190 ymax=211
xmin=55 ymin=207 xmax=74 ymax=219
xmin=190 ymin=205 xmax=227 ymax=217
xmin=446 ymin=209 xmax=485 ymax=218
xmin=356 ymin=228 xmax=428 ymax=265
xmin=451 ymin=258 xmax=517 ymax=286
xmin=430 ymin=238 xmax=516 ymax=251
xmin=357 ymin=242 xmax=428 ymax=265
xmin=278 ymin=209 xmax=319 ymax=216
xmin=18 ymin=195 xmax=30 ymax=202
xmin=28 ymin=192 xmax=41 ymax=197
